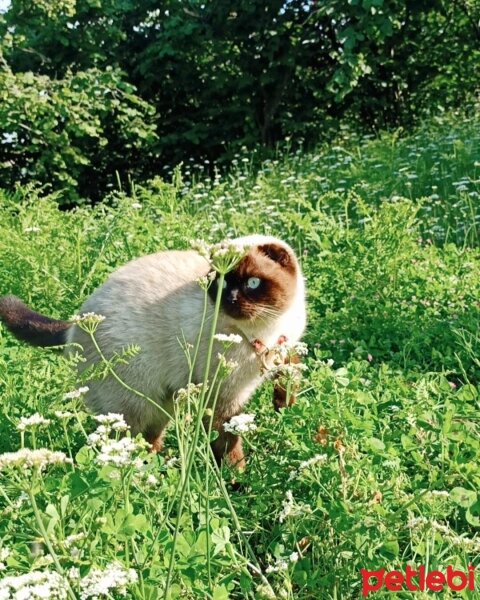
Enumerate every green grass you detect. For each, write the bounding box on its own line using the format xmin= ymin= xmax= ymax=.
xmin=0 ymin=111 xmax=479 ymax=599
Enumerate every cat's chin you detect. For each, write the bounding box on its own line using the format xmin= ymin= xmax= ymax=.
xmin=222 ymin=304 xmax=257 ymax=321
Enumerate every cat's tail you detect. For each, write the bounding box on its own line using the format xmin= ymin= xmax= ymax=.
xmin=0 ymin=295 xmax=71 ymax=347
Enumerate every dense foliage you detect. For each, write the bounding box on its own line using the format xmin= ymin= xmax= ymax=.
xmin=0 ymin=0 xmax=478 ymax=202
xmin=0 ymin=113 xmax=479 ymax=598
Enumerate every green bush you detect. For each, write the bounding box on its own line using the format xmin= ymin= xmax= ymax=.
xmin=0 ymin=66 xmax=157 ymax=204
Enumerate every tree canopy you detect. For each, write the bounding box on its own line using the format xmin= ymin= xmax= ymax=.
xmin=0 ymin=0 xmax=478 ymax=203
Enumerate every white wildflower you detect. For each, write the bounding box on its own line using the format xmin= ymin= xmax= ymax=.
xmin=96 ymin=437 xmax=145 ymax=467
xmin=54 ymin=411 xmax=74 ymax=420
xmin=196 ymin=270 xmax=216 ymax=290
xmin=17 ymin=413 xmax=51 ymax=432
xmin=0 ymin=570 xmax=69 ymax=599
xmin=0 ymin=550 xmax=10 ymax=563
xmin=299 ymin=454 xmax=327 ymax=471
xmin=0 ymin=449 xmax=71 ymax=472
xmin=407 ymin=515 xmax=428 ymax=529
xmin=164 ymin=456 xmax=180 ymax=468
xmin=64 ymin=533 xmax=86 ymax=549
xmin=214 ymin=333 xmax=243 ymax=344
xmin=145 ymin=474 xmax=158 ymax=486
xmin=64 ymin=386 xmax=89 ymax=400
xmin=0 ymin=548 xmax=9 ymax=571
xmin=289 ymin=552 xmax=299 ymax=562
xmin=292 ymin=342 xmax=308 ymax=356
xmin=288 ymin=454 xmax=328 ymax=480
xmin=271 ymin=341 xmax=308 ymax=361
xmin=174 ymin=383 xmax=203 ymax=403
xmin=68 ymin=567 xmax=80 ymax=581
xmin=24 ymin=226 xmax=41 ymax=233
xmin=407 ymin=516 xmax=450 ymax=535
xmin=278 ymin=490 xmax=311 ymax=522
xmin=191 ymin=239 xmax=247 ymax=274
xmin=217 ymin=353 xmax=239 ymax=372
xmin=265 ymin=559 xmax=289 ymax=573
xmin=87 ymin=432 xmax=102 ymax=445
xmin=131 ymin=202 xmax=142 ymax=209
xmin=267 ymin=362 xmax=307 ymax=383
xmin=79 ymin=563 xmax=138 ymax=599
xmin=223 ymin=413 xmax=256 ymax=435
xmin=93 ymin=413 xmax=129 ymax=431
xmin=71 ymin=313 xmax=106 ymax=325
xmin=14 ymin=492 xmax=28 ymax=508
xmin=449 ymin=535 xmax=480 ymax=552
xmin=279 ymin=490 xmax=295 ymax=522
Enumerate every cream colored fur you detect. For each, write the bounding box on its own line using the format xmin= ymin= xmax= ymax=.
xmin=65 ymin=235 xmax=306 ymax=439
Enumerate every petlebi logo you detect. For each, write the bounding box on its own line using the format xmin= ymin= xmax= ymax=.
xmin=361 ymin=565 xmax=475 ymax=597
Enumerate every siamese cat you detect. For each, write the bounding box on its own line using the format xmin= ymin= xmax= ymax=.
xmin=0 ymin=235 xmax=306 ymax=467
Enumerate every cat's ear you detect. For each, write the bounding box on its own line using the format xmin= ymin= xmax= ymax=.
xmin=259 ymin=243 xmax=292 ymax=268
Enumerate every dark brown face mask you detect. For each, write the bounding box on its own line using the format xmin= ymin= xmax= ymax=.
xmin=208 ymin=243 xmax=298 ymax=321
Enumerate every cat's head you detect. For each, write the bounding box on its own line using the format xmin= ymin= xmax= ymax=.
xmin=208 ymin=236 xmax=301 ymax=323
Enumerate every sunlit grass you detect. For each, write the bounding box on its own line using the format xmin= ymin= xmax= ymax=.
xmin=0 ymin=111 xmax=479 ymax=599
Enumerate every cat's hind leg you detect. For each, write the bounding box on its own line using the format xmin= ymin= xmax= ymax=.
xmin=211 ymin=427 xmax=245 ymax=470
xmin=144 ymin=424 xmax=166 ymax=453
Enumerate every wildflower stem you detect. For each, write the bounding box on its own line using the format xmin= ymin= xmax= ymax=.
xmin=87 ymin=330 xmax=172 ymax=421
xmin=163 ymin=272 xmax=225 ymax=597
xmin=28 ymin=483 xmax=77 ymax=600
xmin=206 ymin=447 xmax=274 ymax=595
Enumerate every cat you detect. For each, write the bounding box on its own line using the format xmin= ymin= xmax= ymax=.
xmin=0 ymin=235 xmax=307 ymax=467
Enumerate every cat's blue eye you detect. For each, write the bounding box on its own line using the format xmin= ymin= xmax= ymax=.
xmin=222 ymin=280 xmax=228 ymax=289
xmin=247 ymin=277 xmax=261 ymax=290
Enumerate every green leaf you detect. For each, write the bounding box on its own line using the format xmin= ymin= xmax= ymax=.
xmin=450 ymin=487 xmax=477 ymax=508
xmin=213 ymin=586 xmax=229 ymax=600
xmin=365 ymin=437 xmax=385 ymax=453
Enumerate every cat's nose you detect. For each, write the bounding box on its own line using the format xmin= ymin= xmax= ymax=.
xmin=227 ymin=289 xmax=239 ymax=304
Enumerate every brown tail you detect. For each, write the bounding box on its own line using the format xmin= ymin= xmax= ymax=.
xmin=0 ymin=295 xmax=70 ymax=347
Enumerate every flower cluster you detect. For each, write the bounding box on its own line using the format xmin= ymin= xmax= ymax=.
xmin=96 ymin=437 xmax=143 ymax=468
xmin=0 ymin=548 xmax=10 ymax=571
xmin=266 ymin=361 xmax=308 ymax=384
xmin=79 ymin=563 xmax=138 ymax=599
xmin=214 ymin=333 xmax=243 ymax=345
xmin=223 ymin=413 xmax=256 ymax=435
xmin=55 ymin=411 xmax=74 ymax=420
xmin=288 ymin=453 xmax=328 ymax=481
xmin=173 ymin=383 xmax=203 ymax=404
xmin=217 ymin=353 xmax=239 ymax=374
xmin=278 ymin=490 xmax=312 ymax=522
xmin=71 ymin=313 xmax=105 ymax=333
xmin=406 ymin=515 xmax=480 ymax=552
xmin=16 ymin=413 xmax=51 ymax=432
xmin=0 ymin=449 xmax=72 ymax=472
xmin=0 ymin=570 xmax=69 ymax=599
xmin=258 ymin=340 xmax=309 ymax=382
xmin=87 ymin=413 xmax=148 ymax=468
xmin=63 ymin=532 xmax=86 ymax=550
xmin=64 ymin=386 xmax=89 ymax=400
xmin=191 ymin=239 xmax=248 ymax=274
xmin=265 ymin=552 xmax=299 ymax=574
xmin=196 ymin=271 xmax=216 ymax=290
xmin=93 ymin=413 xmax=129 ymax=431
xmin=270 ymin=340 xmax=308 ymax=362
xmin=71 ymin=313 xmax=105 ymax=325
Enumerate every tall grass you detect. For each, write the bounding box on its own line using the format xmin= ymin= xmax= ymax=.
xmin=0 ymin=111 xmax=479 ymax=599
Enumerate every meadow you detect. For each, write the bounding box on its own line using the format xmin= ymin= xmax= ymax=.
xmin=0 ymin=109 xmax=479 ymax=599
